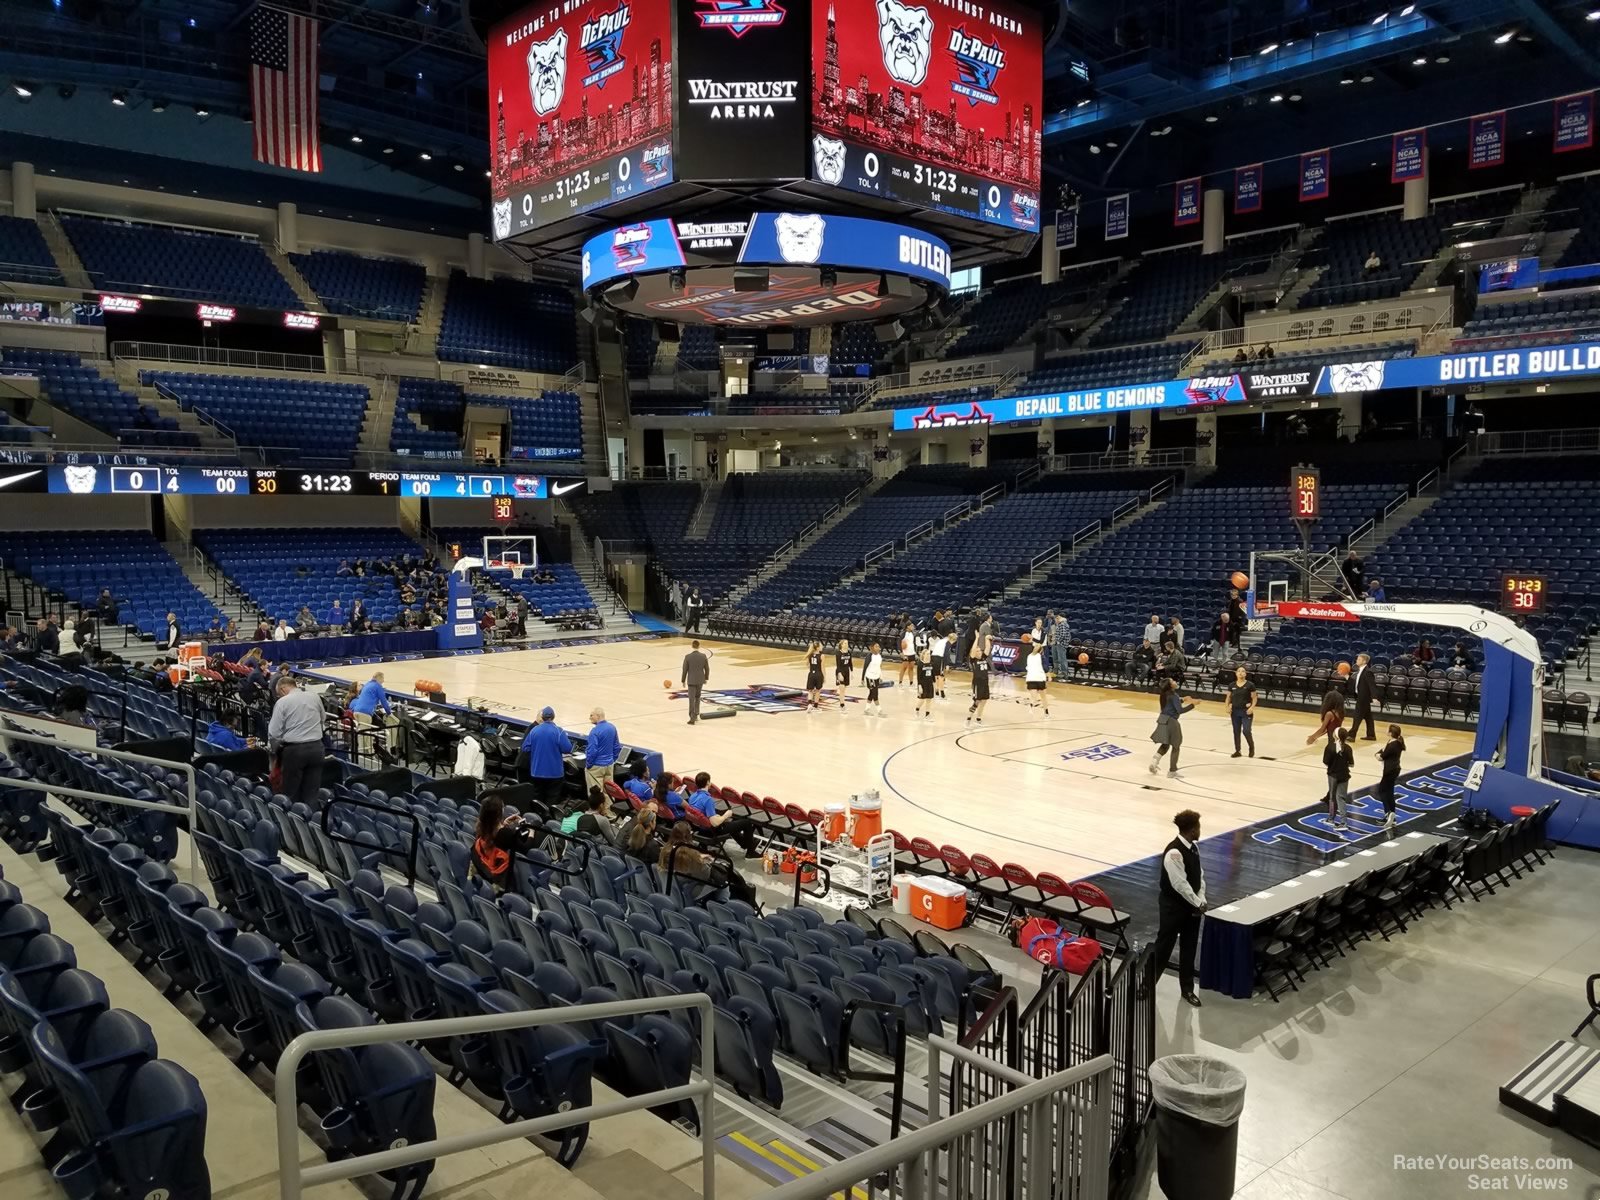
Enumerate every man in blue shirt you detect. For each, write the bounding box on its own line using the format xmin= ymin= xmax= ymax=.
xmin=584 ymin=706 xmax=621 ymax=796
xmin=622 ymin=760 xmax=654 ymax=805
xmin=683 ymin=770 xmax=761 ymax=858
xmin=349 ymin=672 xmax=392 ymax=718
xmin=521 ymin=706 xmax=573 ymax=814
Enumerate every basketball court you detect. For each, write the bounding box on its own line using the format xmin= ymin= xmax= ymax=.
xmin=312 ymin=634 xmax=1476 ymax=885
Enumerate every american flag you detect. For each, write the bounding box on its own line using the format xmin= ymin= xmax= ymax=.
xmin=249 ymin=5 xmax=322 ymax=172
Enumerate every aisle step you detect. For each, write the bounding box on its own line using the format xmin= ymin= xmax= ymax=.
xmin=1500 ymin=1039 xmax=1600 ymax=1125
xmin=718 ymin=1132 xmax=869 ymax=1200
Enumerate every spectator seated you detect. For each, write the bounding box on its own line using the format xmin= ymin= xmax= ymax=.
xmin=3 ymin=349 xmax=180 ymax=441
xmin=0 ymin=214 xmax=63 ymax=285
xmin=62 ymin=215 xmax=300 ymax=309
xmin=142 ymin=371 xmax=369 ymax=463
xmin=1298 ymin=213 xmax=1442 ymax=310
xmin=0 ymin=532 xmax=224 ymax=640
xmin=438 ymin=272 xmax=577 ymax=372
xmin=196 ymin=528 xmax=434 ymax=629
xmin=287 ymin=249 xmax=425 ymax=321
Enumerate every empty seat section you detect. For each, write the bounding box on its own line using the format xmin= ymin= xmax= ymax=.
xmin=288 ymin=249 xmax=426 ymax=321
xmin=62 ymin=215 xmax=301 ymax=309
xmin=437 ymin=272 xmax=577 ymax=372
xmin=142 ymin=371 xmax=369 ymax=463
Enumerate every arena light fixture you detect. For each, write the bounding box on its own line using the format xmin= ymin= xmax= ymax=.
xmin=1589 ymin=9 xmax=1600 ymax=19
xmin=1359 ymin=74 xmax=1374 ymax=82
xmin=453 ymin=163 xmax=464 ymax=171
xmin=1204 ymin=114 xmax=1219 ymax=123
xmin=1339 ymin=76 xmax=1354 ymax=84
xmin=150 ymin=98 xmax=168 ymax=112
xmin=1288 ymin=94 xmax=1301 ymax=102
xmin=13 ymin=82 xmax=34 ymax=98
xmin=419 ymin=151 xmax=432 ymax=161
xmin=110 ymin=92 xmax=127 ymax=106
xmin=1494 ymin=28 xmax=1516 ymax=43
xmin=1435 ymin=55 xmax=1450 ymax=62
xmin=1088 ymin=144 xmax=1101 ymax=154
xmin=1412 ymin=56 xmax=1427 ymax=65
xmin=350 ymin=134 xmax=363 ymax=143
xmin=1105 ymin=138 xmax=1118 ymax=147
xmin=1258 ymin=42 xmax=1278 ymax=55
xmin=195 ymin=105 xmax=209 ymax=117
xmin=1371 ymin=11 xmax=1389 ymax=24
xmin=1399 ymin=3 xmax=1415 ymax=13
xmin=1269 ymin=93 xmax=1284 ymax=102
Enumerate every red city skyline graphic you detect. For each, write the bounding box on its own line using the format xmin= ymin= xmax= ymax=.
xmin=811 ymin=0 xmax=1042 ymax=191
xmin=488 ymin=0 xmax=674 ymax=202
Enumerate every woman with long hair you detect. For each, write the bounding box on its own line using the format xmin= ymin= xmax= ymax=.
xmin=804 ymin=641 xmax=825 ymax=711
xmin=470 ymin=790 xmax=531 ymax=890
xmin=1148 ymin=678 xmax=1195 ymax=781
xmin=658 ymin=821 xmax=757 ymax=905
xmin=1324 ymin=727 xmax=1356 ymax=829
xmin=1024 ymin=639 xmax=1051 ymax=716
xmin=833 ymin=639 xmax=853 ymax=710
xmin=1375 ymin=724 xmax=1406 ymax=828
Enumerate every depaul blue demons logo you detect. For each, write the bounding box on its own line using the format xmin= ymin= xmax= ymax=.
xmin=695 ymin=0 xmax=785 ymax=37
xmin=948 ymin=26 xmax=1005 ymax=106
xmin=580 ymin=3 xmax=630 ymax=89
xmin=641 ymin=142 xmax=670 ymax=183
xmin=1183 ymin=374 xmax=1242 ymax=406
xmin=611 ymin=224 xmax=652 ymax=270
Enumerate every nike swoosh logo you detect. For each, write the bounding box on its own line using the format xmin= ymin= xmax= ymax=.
xmin=0 ymin=470 xmax=42 ymax=490
xmin=551 ymin=480 xmax=584 ymax=496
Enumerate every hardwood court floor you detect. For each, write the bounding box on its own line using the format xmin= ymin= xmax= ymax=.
xmin=318 ymin=636 xmax=1476 ymax=881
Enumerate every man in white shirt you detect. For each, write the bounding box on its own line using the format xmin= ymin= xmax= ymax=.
xmin=1152 ymin=809 xmax=1207 ymax=1008
xmin=272 ymin=619 xmax=294 ymax=642
xmin=1142 ymin=613 xmax=1164 ymax=646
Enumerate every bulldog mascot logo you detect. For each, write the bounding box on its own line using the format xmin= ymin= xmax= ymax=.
xmin=527 ymin=29 xmax=568 ymax=116
xmin=812 ymin=135 xmax=846 ymax=186
xmin=775 ymin=213 xmax=826 ymax=264
xmin=877 ymin=0 xmax=933 ymax=87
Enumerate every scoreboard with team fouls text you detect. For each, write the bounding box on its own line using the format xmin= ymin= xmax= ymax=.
xmin=0 ymin=464 xmax=585 ymax=499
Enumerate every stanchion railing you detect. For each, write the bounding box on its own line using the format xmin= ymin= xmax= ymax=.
xmin=273 ymin=994 xmax=718 ymax=1200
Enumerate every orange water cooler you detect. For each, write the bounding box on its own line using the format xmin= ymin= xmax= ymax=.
xmin=910 ymin=877 xmax=968 ymax=930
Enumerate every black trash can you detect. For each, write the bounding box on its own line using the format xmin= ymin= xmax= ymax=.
xmin=1148 ymin=1055 xmax=1246 ymax=1200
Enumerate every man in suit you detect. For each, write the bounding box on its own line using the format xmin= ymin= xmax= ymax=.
xmin=681 ymin=639 xmax=711 ymax=725
xmin=1151 ymin=809 xmax=1206 ymax=1008
xmin=684 ymin=587 xmax=704 ymax=633
xmin=1351 ymin=652 xmax=1377 ymax=740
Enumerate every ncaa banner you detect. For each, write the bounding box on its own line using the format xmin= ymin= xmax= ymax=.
xmin=1055 ymin=209 xmax=1077 ymax=251
xmin=1555 ymin=92 xmax=1595 ymax=153
xmin=1105 ymin=193 xmax=1130 ymax=241
xmin=1234 ymin=163 xmax=1263 ymax=214
xmin=1469 ymin=111 xmax=1506 ymax=169
xmin=1299 ymin=149 xmax=1330 ymax=202
xmin=1391 ymin=129 xmax=1425 ymax=183
xmin=1173 ymin=178 xmax=1202 ymax=227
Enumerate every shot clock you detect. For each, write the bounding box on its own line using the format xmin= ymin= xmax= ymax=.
xmin=1501 ymin=574 xmax=1547 ymax=614
xmin=1290 ymin=465 xmax=1322 ymax=521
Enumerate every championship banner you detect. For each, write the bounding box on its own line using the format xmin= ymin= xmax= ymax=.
xmin=1469 ymin=111 xmax=1506 ymax=169
xmin=1554 ymin=92 xmax=1595 ymax=154
xmin=1105 ymin=193 xmax=1130 ymax=241
xmin=1299 ymin=149 xmax=1330 ymax=202
xmin=1173 ymin=178 xmax=1202 ymax=227
xmin=1234 ymin=163 xmax=1262 ymax=214
xmin=1391 ymin=129 xmax=1425 ymax=183
xmin=1055 ymin=208 xmax=1077 ymax=251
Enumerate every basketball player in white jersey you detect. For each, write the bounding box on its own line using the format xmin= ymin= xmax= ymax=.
xmin=897 ymin=620 xmax=917 ymax=689
xmin=863 ymin=642 xmax=884 ymax=716
xmin=1024 ymin=641 xmax=1051 ymax=715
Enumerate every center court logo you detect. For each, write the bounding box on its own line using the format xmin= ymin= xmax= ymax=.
xmin=876 ymin=0 xmax=933 ymax=87
xmin=668 ymin=683 xmax=858 ymax=713
xmin=694 ymin=0 xmax=785 ymax=36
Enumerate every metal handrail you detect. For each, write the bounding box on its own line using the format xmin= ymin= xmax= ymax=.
xmin=1149 ymin=475 xmax=1174 ymax=502
xmin=319 ymin=790 xmax=422 ymax=886
xmin=864 ymin=541 xmax=895 ymax=568
xmin=1070 ymin=520 xmax=1103 ymax=550
xmin=1112 ymin=497 xmax=1140 ymax=523
xmin=942 ymin=502 xmax=970 ymax=525
xmin=273 ymin=993 xmax=717 ymax=1200
xmin=0 ymin=722 xmax=198 ymax=880
xmin=760 ymin=1052 xmax=1114 ymax=1200
xmin=905 ymin=520 xmax=935 ymax=544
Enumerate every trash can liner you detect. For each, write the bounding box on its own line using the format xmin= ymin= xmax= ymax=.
xmin=1147 ymin=1055 xmax=1246 ymax=1126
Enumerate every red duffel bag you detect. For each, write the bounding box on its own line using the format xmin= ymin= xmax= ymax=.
xmin=1017 ymin=917 xmax=1103 ymax=974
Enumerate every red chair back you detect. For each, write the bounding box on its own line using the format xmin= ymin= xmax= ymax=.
xmin=1036 ymin=871 xmax=1071 ymax=896
xmin=1002 ymin=862 xmax=1037 ymax=888
xmin=740 ymin=791 xmax=761 ymax=810
xmin=970 ymin=853 xmax=1003 ymax=879
xmin=763 ymin=797 xmax=785 ymax=817
xmin=910 ymin=837 xmax=941 ymax=860
xmin=940 ymin=845 xmax=973 ymax=875
xmin=1068 ymin=881 xmax=1115 ymax=910
xmin=888 ymin=829 xmax=912 ymax=851
xmin=785 ymin=803 xmax=814 ymax=825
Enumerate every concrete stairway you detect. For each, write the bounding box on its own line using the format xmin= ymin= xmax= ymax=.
xmin=578 ymin=383 xmax=607 ymax=472
xmin=265 ymin=245 xmax=321 ymax=311
xmin=1278 ymin=264 xmax=1325 ymax=310
xmin=107 ymin=366 xmax=241 ymax=455
xmin=1502 ymin=184 xmax=1556 ymax=238
xmin=1350 ymin=492 xmax=1439 ymax=561
xmin=359 ymin=374 xmax=397 ymax=455
xmin=719 ymin=474 xmax=893 ymax=607
xmin=37 ymin=212 xmax=93 ymax=291
xmin=683 ymin=481 xmax=723 ymax=540
xmin=996 ymin=492 xmax=1168 ymax=601
xmin=412 ymin=275 xmax=448 ymax=355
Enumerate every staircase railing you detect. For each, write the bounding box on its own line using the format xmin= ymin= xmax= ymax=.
xmin=1070 ymin=519 xmax=1103 ymax=550
xmin=905 ymin=519 xmax=935 ymax=547
xmin=864 ymin=540 xmax=896 ymax=568
xmin=273 ymin=994 xmax=718 ymax=1200
xmin=762 ymin=1043 xmax=1114 ymax=1200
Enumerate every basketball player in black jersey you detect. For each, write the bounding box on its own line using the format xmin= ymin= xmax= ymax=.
xmin=967 ymin=640 xmax=991 ymax=724
xmin=913 ymin=647 xmax=937 ymax=719
xmin=804 ymin=641 xmax=825 ymax=711
xmin=833 ymin=639 xmax=853 ymax=711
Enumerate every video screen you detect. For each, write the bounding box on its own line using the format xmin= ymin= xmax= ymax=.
xmin=487 ymin=0 xmax=675 ymax=238
xmin=809 ymin=0 xmax=1043 ymax=231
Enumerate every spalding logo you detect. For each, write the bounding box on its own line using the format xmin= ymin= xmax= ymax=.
xmin=527 ymin=29 xmax=569 ymax=116
xmin=877 ymin=0 xmax=933 ymax=87
xmin=774 ymin=213 xmax=826 ymax=264
xmin=813 ymin=134 xmax=846 ymax=186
